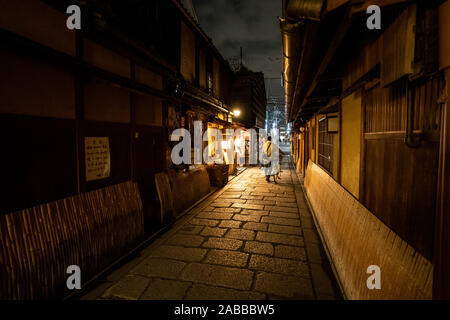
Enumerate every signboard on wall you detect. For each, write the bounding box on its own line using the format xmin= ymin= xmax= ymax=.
xmin=85 ymin=137 xmax=111 ymax=181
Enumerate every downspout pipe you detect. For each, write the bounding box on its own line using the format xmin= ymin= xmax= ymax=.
xmin=286 ymin=0 xmax=325 ymax=21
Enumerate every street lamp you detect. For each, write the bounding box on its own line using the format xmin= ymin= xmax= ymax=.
xmin=233 ymin=109 xmax=241 ymax=117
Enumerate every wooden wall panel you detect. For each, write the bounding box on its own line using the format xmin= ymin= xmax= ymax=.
xmin=341 ymin=92 xmax=361 ymax=198
xmin=84 ymin=79 xmax=131 ymax=123
xmin=305 ymin=161 xmax=433 ymax=299
xmin=180 ymin=21 xmax=196 ymax=84
xmin=135 ymin=94 xmax=163 ymax=127
xmin=135 ymin=65 xmax=163 ymax=90
xmin=365 ymin=76 xmax=443 ymax=134
xmin=365 ymin=82 xmax=406 ymax=133
xmin=83 ymin=40 xmax=131 ymax=79
xmin=363 ymin=137 xmax=438 ymax=259
xmin=0 ymin=50 xmax=76 ymax=119
xmin=0 ymin=0 xmax=76 ymax=56
xmin=362 ymin=75 xmax=444 ymax=259
xmin=0 ymin=114 xmax=77 ymax=216
xmin=0 ymin=181 xmax=144 ymax=299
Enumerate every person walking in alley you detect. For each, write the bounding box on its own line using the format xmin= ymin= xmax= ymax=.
xmin=262 ymin=136 xmax=285 ymax=183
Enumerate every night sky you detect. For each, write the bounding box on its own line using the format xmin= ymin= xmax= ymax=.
xmin=193 ymin=0 xmax=284 ymax=99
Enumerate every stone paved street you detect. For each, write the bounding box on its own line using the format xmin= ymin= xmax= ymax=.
xmin=83 ymin=158 xmax=341 ymax=300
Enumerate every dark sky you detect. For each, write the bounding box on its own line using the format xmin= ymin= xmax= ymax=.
xmin=193 ymin=0 xmax=284 ymax=99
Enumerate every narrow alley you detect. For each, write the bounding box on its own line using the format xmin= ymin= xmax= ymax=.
xmin=2 ymin=0 xmax=450 ymax=306
xmin=83 ymin=156 xmax=340 ymax=300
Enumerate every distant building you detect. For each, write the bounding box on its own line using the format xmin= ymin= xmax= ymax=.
xmin=231 ymin=66 xmax=267 ymax=129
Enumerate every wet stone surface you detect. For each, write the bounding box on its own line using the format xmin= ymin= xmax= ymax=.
xmin=84 ymin=161 xmax=341 ymax=300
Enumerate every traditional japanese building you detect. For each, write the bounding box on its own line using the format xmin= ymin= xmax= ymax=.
xmin=0 ymin=0 xmax=264 ymax=299
xmin=283 ymin=0 xmax=450 ymax=299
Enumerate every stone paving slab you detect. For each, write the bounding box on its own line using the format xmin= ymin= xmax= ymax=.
xmin=130 ymin=258 xmax=186 ymax=279
xmin=141 ymin=279 xmax=192 ymax=300
xmin=204 ymin=249 xmax=249 ymax=267
xmin=201 ymin=226 xmax=228 ymax=237
xmin=256 ymin=231 xmax=304 ymax=246
xmin=261 ymin=216 xmax=301 ymax=227
xmin=275 ymin=245 xmax=307 ymax=260
xmin=248 ymin=255 xmax=310 ymax=278
xmin=244 ymin=241 xmax=274 ymax=256
xmin=149 ymin=245 xmax=207 ymax=262
xmin=202 ymin=237 xmax=244 ymax=250
xmin=242 ymin=222 xmax=268 ymax=231
xmin=218 ymin=220 xmax=242 ymax=228
xmin=102 ymin=275 xmax=150 ymax=300
xmin=84 ymin=161 xmax=341 ymax=300
xmin=180 ymin=263 xmax=254 ymax=290
xmin=225 ymin=228 xmax=256 ymax=241
xmin=254 ymin=273 xmax=314 ymax=299
xmin=165 ymin=234 xmax=205 ymax=247
xmin=185 ymin=284 xmax=266 ymax=300
xmin=268 ymin=224 xmax=303 ymax=235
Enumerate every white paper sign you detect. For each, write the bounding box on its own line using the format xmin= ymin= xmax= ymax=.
xmin=85 ymin=137 xmax=111 ymax=181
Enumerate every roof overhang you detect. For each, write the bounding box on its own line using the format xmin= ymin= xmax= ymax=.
xmin=281 ymin=0 xmax=414 ymax=123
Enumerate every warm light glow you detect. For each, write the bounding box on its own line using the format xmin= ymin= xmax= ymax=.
xmin=222 ymin=140 xmax=231 ymax=149
xmin=233 ymin=109 xmax=241 ymax=117
xmin=235 ymin=138 xmax=243 ymax=147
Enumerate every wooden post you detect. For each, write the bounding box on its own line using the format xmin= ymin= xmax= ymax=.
xmin=130 ymin=61 xmax=136 ymax=181
xmin=75 ymin=31 xmax=85 ymax=194
xmin=433 ymin=68 xmax=450 ymax=299
xmin=433 ymin=0 xmax=450 ymax=299
xmin=359 ymin=91 xmax=366 ymax=201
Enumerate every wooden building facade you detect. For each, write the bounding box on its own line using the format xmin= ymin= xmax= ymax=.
xmin=283 ymin=0 xmax=450 ymax=299
xmin=0 ymin=0 xmax=242 ymax=299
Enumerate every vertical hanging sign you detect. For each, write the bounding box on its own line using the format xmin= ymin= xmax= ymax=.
xmin=85 ymin=137 xmax=111 ymax=181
